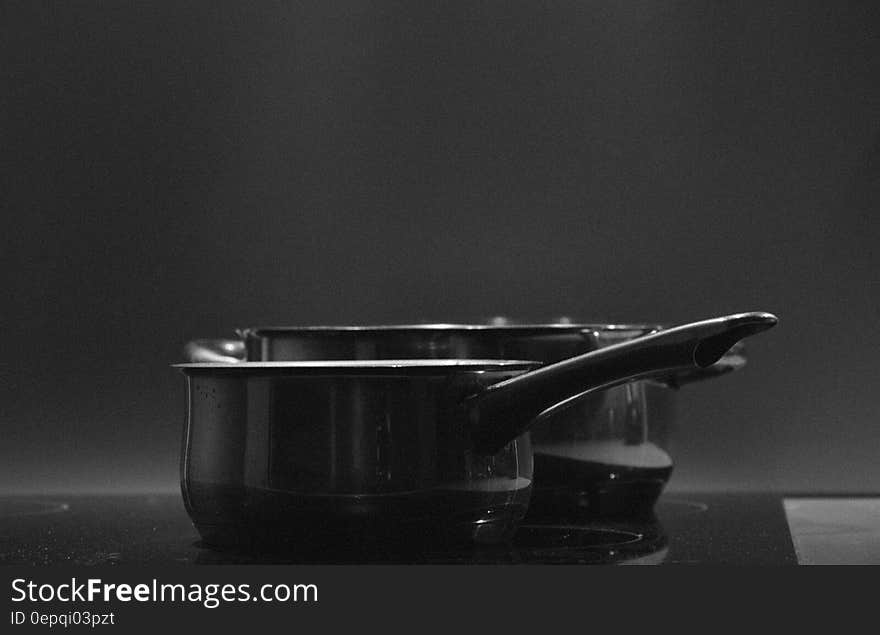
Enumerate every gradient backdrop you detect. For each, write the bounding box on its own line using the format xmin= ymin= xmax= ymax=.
xmin=2 ymin=0 xmax=878 ymax=494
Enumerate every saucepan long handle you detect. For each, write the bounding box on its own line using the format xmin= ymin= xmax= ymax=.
xmin=467 ymin=311 xmax=777 ymax=455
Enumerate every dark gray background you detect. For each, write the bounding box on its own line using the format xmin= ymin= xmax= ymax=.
xmin=2 ymin=1 xmax=878 ymax=494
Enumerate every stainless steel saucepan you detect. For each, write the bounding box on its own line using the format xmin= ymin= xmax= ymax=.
xmin=175 ymin=312 xmax=776 ymax=548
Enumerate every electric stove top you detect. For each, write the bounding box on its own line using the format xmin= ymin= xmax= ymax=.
xmin=0 ymin=492 xmax=835 ymax=565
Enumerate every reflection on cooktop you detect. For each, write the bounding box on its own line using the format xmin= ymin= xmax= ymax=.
xmin=0 ymin=493 xmax=796 ymax=565
xmin=513 ymin=522 xmax=668 ymax=565
xmin=186 ymin=515 xmax=669 ymax=565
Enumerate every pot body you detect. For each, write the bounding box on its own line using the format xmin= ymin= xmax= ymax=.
xmin=179 ymin=363 xmax=535 ymax=549
xmin=529 ymin=377 xmax=676 ymax=520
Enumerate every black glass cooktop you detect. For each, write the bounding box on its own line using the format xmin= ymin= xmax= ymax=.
xmin=0 ymin=493 xmax=799 ymax=565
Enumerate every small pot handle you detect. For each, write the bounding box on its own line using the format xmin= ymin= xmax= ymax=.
xmin=467 ymin=312 xmax=777 ymax=455
xmin=183 ymin=338 xmax=246 ymax=363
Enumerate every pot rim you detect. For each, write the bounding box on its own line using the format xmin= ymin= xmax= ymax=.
xmin=174 ymin=359 xmax=541 ymax=374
